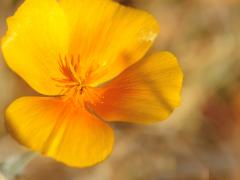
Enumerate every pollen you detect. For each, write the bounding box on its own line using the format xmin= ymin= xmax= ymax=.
xmin=141 ymin=31 xmax=157 ymax=42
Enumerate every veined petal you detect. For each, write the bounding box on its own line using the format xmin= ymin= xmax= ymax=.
xmin=60 ymin=0 xmax=159 ymax=85
xmin=92 ymin=52 xmax=183 ymax=124
xmin=1 ymin=0 xmax=69 ymax=95
xmin=6 ymin=97 xmax=114 ymax=167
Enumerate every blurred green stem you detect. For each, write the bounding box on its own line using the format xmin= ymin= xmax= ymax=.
xmin=0 ymin=152 xmax=36 ymax=179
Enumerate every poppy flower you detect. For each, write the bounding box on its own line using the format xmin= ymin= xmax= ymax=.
xmin=1 ymin=0 xmax=183 ymax=167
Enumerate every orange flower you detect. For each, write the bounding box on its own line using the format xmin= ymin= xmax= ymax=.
xmin=1 ymin=0 xmax=183 ymax=167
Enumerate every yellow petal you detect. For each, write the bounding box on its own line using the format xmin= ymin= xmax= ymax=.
xmin=92 ymin=52 xmax=183 ymax=124
xmin=1 ymin=0 xmax=69 ymax=95
xmin=6 ymin=96 xmax=114 ymax=167
xmin=60 ymin=0 xmax=159 ymax=86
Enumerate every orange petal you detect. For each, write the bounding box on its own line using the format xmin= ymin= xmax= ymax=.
xmin=1 ymin=0 xmax=69 ymax=95
xmin=60 ymin=0 xmax=159 ymax=86
xmin=6 ymin=96 xmax=114 ymax=167
xmin=92 ymin=52 xmax=183 ymax=124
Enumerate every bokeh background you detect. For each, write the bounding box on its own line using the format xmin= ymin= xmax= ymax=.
xmin=0 ymin=0 xmax=240 ymax=179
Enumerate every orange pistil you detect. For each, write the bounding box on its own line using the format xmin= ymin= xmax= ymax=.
xmin=52 ymin=55 xmax=101 ymax=106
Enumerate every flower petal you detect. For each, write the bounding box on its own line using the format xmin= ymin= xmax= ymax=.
xmin=6 ymin=96 xmax=114 ymax=167
xmin=92 ymin=52 xmax=183 ymax=124
xmin=60 ymin=0 xmax=159 ymax=85
xmin=1 ymin=0 xmax=69 ymax=95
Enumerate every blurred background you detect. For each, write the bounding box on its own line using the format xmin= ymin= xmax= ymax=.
xmin=0 ymin=0 xmax=240 ymax=179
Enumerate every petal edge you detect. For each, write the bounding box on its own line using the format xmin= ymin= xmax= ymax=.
xmin=6 ymin=96 xmax=114 ymax=167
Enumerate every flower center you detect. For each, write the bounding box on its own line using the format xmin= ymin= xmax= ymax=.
xmin=53 ymin=55 xmax=101 ymax=106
